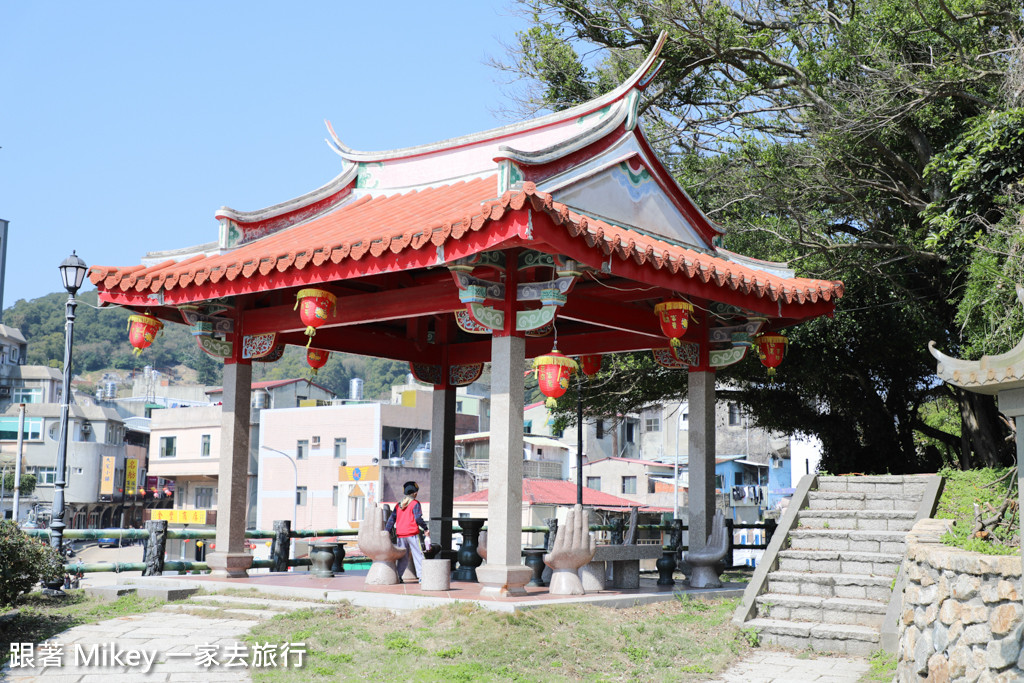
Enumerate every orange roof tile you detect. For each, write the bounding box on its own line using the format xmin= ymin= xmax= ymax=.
xmin=90 ymin=178 xmax=843 ymax=306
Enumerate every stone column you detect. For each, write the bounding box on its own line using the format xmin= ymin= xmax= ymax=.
xmin=477 ymin=334 xmax=532 ymax=596
xmin=687 ymin=369 xmax=716 ymax=552
xmin=207 ymin=361 xmax=254 ymax=577
xmin=996 ymin=387 xmax=1024 ymax=590
xmin=429 ymin=384 xmax=457 ymax=558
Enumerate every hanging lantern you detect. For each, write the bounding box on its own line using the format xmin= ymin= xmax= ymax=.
xmin=579 ymin=354 xmax=603 ymax=377
xmin=126 ymin=314 xmax=163 ymax=356
xmin=756 ymin=333 xmax=788 ymax=377
xmin=306 ymin=348 xmax=329 ymax=375
xmin=294 ymin=288 xmax=336 ymax=346
xmin=533 ymin=349 xmax=578 ymax=409
xmin=654 ymin=300 xmax=694 ymax=346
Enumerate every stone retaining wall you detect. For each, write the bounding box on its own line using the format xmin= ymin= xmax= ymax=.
xmin=897 ymin=518 xmax=1023 ymax=682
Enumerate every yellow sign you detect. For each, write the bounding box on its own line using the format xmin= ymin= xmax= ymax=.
xmin=125 ymin=458 xmax=138 ymax=491
xmin=99 ymin=456 xmax=116 ymax=496
xmin=339 ymin=465 xmax=379 ymax=482
xmin=151 ymin=509 xmax=208 ymax=524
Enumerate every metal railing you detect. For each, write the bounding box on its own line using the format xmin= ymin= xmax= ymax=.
xmin=26 ymin=517 xmax=777 ymax=575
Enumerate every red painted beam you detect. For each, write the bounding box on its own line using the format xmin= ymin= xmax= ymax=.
xmin=242 ymin=281 xmax=463 ymax=335
xmin=558 ymin=294 xmax=664 ymax=339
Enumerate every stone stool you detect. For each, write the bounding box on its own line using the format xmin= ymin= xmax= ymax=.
xmin=420 ymin=559 xmax=451 ymax=591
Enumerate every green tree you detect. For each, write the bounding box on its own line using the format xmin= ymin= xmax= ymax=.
xmin=512 ymin=0 xmax=1023 ymax=472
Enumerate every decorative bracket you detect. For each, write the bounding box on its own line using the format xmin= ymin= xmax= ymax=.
xmin=197 ymin=336 xmax=232 ymax=359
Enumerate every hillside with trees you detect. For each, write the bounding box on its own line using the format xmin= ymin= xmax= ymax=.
xmin=508 ymin=0 xmax=1023 ymax=473
xmin=2 ymin=292 xmax=410 ymax=401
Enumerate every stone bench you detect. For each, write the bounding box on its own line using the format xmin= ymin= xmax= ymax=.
xmin=581 ymin=544 xmax=664 ymax=590
xmin=85 ymin=584 xmax=200 ymax=602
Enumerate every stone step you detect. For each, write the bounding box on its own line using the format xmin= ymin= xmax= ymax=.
xmin=185 ymin=594 xmax=329 ymax=611
xmin=754 ymin=593 xmax=886 ymax=628
xmin=746 ymin=618 xmax=880 ymax=656
xmin=805 ymin=491 xmax=917 ymax=512
xmin=797 ymin=509 xmax=917 ymax=532
xmin=162 ymin=603 xmax=286 ymax=620
xmin=767 ymin=570 xmax=893 ymax=602
xmin=788 ymin=529 xmax=907 ymax=554
xmin=816 ymin=475 xmax=928 ymax=498
xmin=777 ymin=549 xmax=903 ymax=577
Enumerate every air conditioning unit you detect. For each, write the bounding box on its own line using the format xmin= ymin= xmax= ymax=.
xmin=311 ymin=436 xmax=321 ymax=448
xmin=81 ymin=421 xmax=92 ymax=435
xmin=0 ymin=386 xmax=9 ymax=396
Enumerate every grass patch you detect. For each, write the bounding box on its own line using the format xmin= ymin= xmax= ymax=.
xmin=936 ymin=467 xmax=1018 ymax=555
xmin=0 ymin=591 xmax=165 ymax=667
xmin=245 ymin=596 xmax=752 ymax=682
xmin=862 ymin=649 xmax=897 ymax=681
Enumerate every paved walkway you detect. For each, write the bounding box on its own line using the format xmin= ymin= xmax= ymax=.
xmin=713 ymin=650 xmax=872 ymax=682
xmin=2 ymin=591 xmax=873 ymax=682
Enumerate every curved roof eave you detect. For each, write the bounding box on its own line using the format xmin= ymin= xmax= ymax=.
xmin=326 ymin=32 xmax=668 ymax=163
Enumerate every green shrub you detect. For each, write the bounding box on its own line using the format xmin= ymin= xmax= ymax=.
xmin=0 ymin=521 xmax=64 ymax=606
xmin=936 ymin=467 xmax=1018 ymax=555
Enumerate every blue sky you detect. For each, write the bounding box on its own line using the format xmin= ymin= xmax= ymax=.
xmin=0 ymin=1 xmax=530 ymax=309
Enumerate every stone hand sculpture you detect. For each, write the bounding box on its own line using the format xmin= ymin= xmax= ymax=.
xmin=357 ymin=503 xmax=406 ymax=585
xmin=683 ymin=510 xmax=728 ymax=589
xmin=544 ymin=504 xmax=596 ymax=595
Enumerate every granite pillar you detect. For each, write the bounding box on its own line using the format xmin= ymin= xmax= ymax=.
xmin=207 ymin=361 xmax=254 ymax=577
xmin=477 ymin=333 xmax=532 ymax=596
xmin=687 ymin=369 xmax=716 ymax=552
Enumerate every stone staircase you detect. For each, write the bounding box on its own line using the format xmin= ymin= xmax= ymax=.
xmin=741 ymin=475 xmax=933 ymax=656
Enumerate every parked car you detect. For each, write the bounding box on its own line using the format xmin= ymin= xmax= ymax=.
xmin=97 ymin=537 xmax=122 ymax=548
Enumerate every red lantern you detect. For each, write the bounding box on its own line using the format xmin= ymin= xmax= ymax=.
xmin=579 ymin=354 xmax=602 ymax=377
xmin=294 ymin=288 xmax=336 ymax=346
xmin=756 ymin=333 xmax=788 ymax=377
xmin=654 ymin=300 xmax=694 ymax=346
xmin=306 ymin=348 xmax=329 ymax=375
xmin=533 ymin=349 xmax=578 ymax=408
xmin=126 ymin=314 xmax=163 ymax=356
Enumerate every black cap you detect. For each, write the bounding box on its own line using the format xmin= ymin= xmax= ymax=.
xmin=403 ymin=481 xmax=419 ymax=496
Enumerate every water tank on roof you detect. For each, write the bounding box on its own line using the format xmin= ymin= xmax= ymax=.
xmin=253 ymin=391 xmax=269 ymax=409
xmin=412 ymin=447 xmax=431 ymax=469
xmin=349 ymin=378 xmax=363 ymax=401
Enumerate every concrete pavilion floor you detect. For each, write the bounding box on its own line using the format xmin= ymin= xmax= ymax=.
xmin=129 ymin=568 xmax=745 ymax=613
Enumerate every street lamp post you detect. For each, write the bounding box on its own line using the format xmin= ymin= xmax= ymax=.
xmin=50 ymin=251 xmax=87 ymax=553
xmin=260 ymin=446 xmax=298 ymax=526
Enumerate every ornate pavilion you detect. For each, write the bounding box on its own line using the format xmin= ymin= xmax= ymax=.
xmin=91 ymin=35 xmax=843 ymax=596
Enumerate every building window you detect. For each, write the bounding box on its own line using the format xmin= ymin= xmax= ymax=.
xmin=586 ymin=476 xmax=601 ymax=491
xmin=621 ymin=476 xmax=637 ymax=495
xmin=195 ymin=487 xmax=213 ymax=508
xmin=334 ymin=437 xmax=347 ymax=460
xmin=680 ymin=412 xmax=689 ymax=430
xmin=11 ymin=387 xmax=42 ymax=403
xmin=645 ymin=416 xmax=661 ymax=432
xmin=524 ymin=420 xmax=532 ymax=435
xmin=456 ymin=400 xmax=464 ymax=412
xmin=201 ymin=434 xmax=211 ymax=457
xmin=34 ymin=466 xmax=56 ymax=485
xmin=348 ymin=494 xmax=365 ymax=522
xmin=595 ymin=420 xmax=604 ymax=440
xmin=625 ymin=422 xmax=635 ymax=443
xmin=729 ymin=403 xmax=742 ymax=426
xmin=0 ymin=417 xmax=42 ymax=441
xmin=159 ymin=436 xmax=176 ymax=458
xmin=311 ymin=436 xmax=321 ymax=448
xmin=536 ymin=448 xmax=543 ymax=457
xmin=332 ymin=485 xmax=339 ymax=507
xmin=648 ymin=479 xmax=657 ymax=494
xmin=296 ymin=487 xmax=308 ymax=506
xmin=296 ymin=440 xmax=308 ymax=460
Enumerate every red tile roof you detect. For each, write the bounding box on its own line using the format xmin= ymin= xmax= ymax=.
xmin=455 ymin=478 xmax=656 ymax=509
xmin=205 ymin=378 xmax=332 ymax=394
xmin=91 ymin=180 xmax=843 ymax=306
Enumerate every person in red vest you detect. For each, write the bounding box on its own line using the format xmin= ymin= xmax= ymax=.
xmin=386 ymin=481 xmax=429 ymax=581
